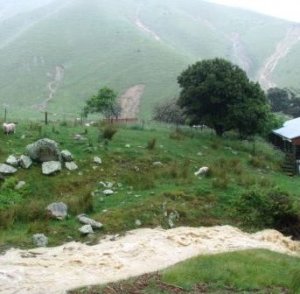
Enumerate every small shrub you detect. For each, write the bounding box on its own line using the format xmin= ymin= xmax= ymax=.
xmin=147 ymin=138 xmax=156 ymax=150
xmin=102 ymin=125 xmax=117 ymax=140
xmin=248 ymin=155 xmax=267 ymax=169
xmin=67 ymin=192 xmax=94 ymax=215
xmin=233 ymin=188 xmax=300 ymax=234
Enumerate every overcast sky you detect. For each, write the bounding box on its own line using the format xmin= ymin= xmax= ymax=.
xmin=208 ymin=0 xmax=300 ymax=23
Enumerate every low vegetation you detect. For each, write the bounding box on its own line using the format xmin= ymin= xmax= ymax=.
xmin=0 ymin=120 xmax=299 ymax=250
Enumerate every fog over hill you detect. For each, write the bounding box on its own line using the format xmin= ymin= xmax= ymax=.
xmin=0 ymin=0 xmax=299 ymax=119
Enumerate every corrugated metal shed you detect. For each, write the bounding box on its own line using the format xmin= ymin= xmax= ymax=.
xmin=273 ymin=117 xmax=300 ymax=140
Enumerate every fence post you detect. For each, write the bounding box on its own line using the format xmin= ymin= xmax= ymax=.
xmin=45 ymin=111 xmax=48 ymax=125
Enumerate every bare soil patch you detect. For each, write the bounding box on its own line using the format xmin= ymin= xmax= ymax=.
xmin=118 ymin=84 xmax=145 ymax=119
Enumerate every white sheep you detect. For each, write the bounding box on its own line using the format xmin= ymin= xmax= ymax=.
xmin=194 ymin=166 xmax=209 ymax=176
xmin=3 ymin=123 xmax=16 ymax=135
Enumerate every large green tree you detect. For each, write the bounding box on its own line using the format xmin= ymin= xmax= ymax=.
xmin=84 ymin=86 xmax=120 ymax=119
xmin=177 ymin=58 xmax=270 ymax=137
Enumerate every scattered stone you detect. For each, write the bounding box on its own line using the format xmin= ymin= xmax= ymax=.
xmin=6 ymin=155 xmax=19 ymax=167
xmin=78 ymin=171 xmax=83 ymax=176
xmin=77 ymin=214 xmax=103 ymax=229
xmin=21 ymin=134 xmax=26 ymax=139
xmin=79 ymin=224 xmax=94 ymax=235
xmin=197 ymin=152 xmax=203 ymax=156
xmin=103 ymin=189 xmax=114 ymax=196
xmin=32 ymin=234 xmax=48 ymax=247
xmin=92 ymin=166 xmax=98 ymax=170
xmin=99 ymin=181 xmax=113 ymax=188
xmin=0 ymin=164 xmax=17 ymax=174
xmin=74 ymin=134 xmax=86 ymax=141
xmin=26 ymin=138 xmax=61 ymax=162
xmin=61 ymin=150 xmax=73 ymax=162
xmin=19 ymin=155 xmax=32 ymax=169
xmin=42 ymin=161 xmax=62 ymax=175
xmin=46 ymin=202 xmax=68 ymax=220
xmin=15 ymin=181 xmax=26 ymax=190
xmin=168 ymin=211 xmax=180 ymax=228
xmin=93 ymin=156 xmax=102 ymax=164
xmin=65 ymin=161 xmax=78 ymax=171
xmin=135 ymin=219 xmax=142 ymax=226
xmin=153 ymin=161 xmax=163 ymax=166
xmin=125 ymin=144 xmax=131 ymax=148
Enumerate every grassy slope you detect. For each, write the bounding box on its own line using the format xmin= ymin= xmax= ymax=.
xmin=273 ymin=41 xmax=300 ymax=88
xmin=0 ymin=0 xmax=297 ymax=119
xmin=1 ymin=121 xmax=299 ymax=249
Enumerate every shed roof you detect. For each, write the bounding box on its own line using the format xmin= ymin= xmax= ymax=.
xmin=273 ymin=117 xmax=300 ymax=140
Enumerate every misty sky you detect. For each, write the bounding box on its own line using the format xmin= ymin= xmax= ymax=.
xmin=208 ymin=0 xmax=300 ymax=23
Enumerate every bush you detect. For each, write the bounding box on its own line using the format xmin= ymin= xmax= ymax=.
xmin=233 ymin=188 xmax=300 ymax=236
xmin=147 ymin=138 xmax=156 ymax=150
xmin=102 ymin=125 xmax=117 ymax=140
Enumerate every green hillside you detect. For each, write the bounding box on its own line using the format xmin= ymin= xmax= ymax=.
xmin=0 ymin=0 xmax=299 ymax=119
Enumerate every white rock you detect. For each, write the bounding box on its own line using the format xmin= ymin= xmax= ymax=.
xmin=0 ymin=164 xmax=17 ymax=174
xmin=153 ymin=161 xmax=163 ymax=166
xmin=125 ymin=144 xmax=131 ymax=148
xmin=77 ymin=214 xmax=103 ymax=229
xmin=6 ymin=155 xmax=19 ymax=167
xmin=19 ymin=155 xmax=32 ymax=169
xmin=93 ymin=156 xmax=102 ymax=164
xmin=32 ymin=234 xmax=48 ymax=247
xmin=135 ymin=219 xmax=142 ymax=226
xmin=42 ymin=161 xmax=62 ymax=175
xmin=103 ymin=189 xmax=114 ymax=196
xmin=15 ymin=181 xmax=26 ymax=190
xmin=79 ymin=224 xmax=94 ymax=235
xmin=99 ymin=181 xmax=113 ymax=188
xmin=65 ymin=161 xmax=78 ymax=171
xmin=61 ymin=150 xmax=73 ymax=162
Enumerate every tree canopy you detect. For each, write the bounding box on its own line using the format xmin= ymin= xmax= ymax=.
xmin=84 ymin=86 xmax=120 ymax=119
xmin=177 ymin=58 xmax=270 ymax=137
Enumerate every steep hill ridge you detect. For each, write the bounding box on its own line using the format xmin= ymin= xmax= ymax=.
xmin=0 ymin=0 xmax=299 ymax=119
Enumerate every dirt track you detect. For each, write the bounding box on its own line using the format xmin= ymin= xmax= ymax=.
xmin=0 ymin=225 xmax=299 ymax=294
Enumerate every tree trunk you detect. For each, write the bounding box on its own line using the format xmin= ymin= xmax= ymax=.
xmin=214 ymin=124 xmax=224 ymax=137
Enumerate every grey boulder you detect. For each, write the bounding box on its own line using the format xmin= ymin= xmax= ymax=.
xmin=19 ymin=155 xmax=32 ymax=169
xmin=61 ymin=150 xmax=73 ymax=162
xmin=42 ymin=161 xmax=62 ymax=175
xmin=77 ymin=214 xmax=103 ymax=229
xmin=15 ymin=181 xmax=26 ymax=190
xmin=65 ymin=161 xmax=78 ymax=171
xmin=26 ymin=138 xmax=61 ymax=162
xmin=0 ymin=164 xmax=17 ymax=174
xmin=46 ymin=202 xmax=68 ymax=220
xmin=32 ymin=233 xmax=48 ymax=247
xmin=6 ymin=155 xmax=19 ymax=167
xmin=79 ymin=224 xmax=94 ymax=235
